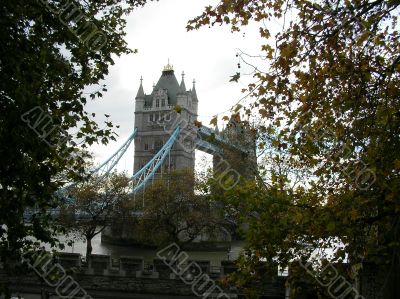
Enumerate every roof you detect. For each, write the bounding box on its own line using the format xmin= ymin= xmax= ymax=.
xmin=154 ymin=70 xmax=180 ymax=105
xmin=135 ymin=80 xmax=145 ymax=99
xmin=178 ymin=76 xmax=187 ymax=94
xmin=191 ymin=80 xmax=198 ymax=102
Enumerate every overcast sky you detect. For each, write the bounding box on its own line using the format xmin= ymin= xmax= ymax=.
xmin=85 ymin=0 xmax=275 ymax=174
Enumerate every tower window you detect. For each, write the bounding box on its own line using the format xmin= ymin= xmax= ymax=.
xmin=154 ymin=139 xmax=163 ymax=151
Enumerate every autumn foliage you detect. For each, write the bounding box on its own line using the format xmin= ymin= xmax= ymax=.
xmin=190 ymin=0 xmax=400 ymax=297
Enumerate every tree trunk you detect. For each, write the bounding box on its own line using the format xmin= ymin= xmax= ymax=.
xmin=86 ymin=237 xmax=92 ymax=265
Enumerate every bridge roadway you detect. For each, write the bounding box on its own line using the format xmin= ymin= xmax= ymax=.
xmin=196 ymin=126 xmax=248 ymax=155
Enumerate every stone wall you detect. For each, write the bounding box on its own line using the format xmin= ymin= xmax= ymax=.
xmin=1 ymin=253 xmax=286 ymax=299
xmin=3 ymin=253 xmax=396 ymax=299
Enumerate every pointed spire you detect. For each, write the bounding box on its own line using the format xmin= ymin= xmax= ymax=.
xmin=178 ymin=71 xmax=186 ymax=94
xmin=135 ymin=76 xmax=145 ymax=99
xmin=191 ymin=79 xmax=198 ymax=101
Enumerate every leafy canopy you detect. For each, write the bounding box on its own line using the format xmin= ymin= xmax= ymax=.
xmin=0 ymin=0 xmax=154 ymax=270
xmin=61 ymin=172 xmax=131 ymax=260
xmin=189 ymin=0 xmax=400 ymax=296
xmin=136 ymin=170 xmax=224 ymax=247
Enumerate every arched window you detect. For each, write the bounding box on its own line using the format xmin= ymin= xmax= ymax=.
xmin=156 ymin=99 xmax=160 ymax=107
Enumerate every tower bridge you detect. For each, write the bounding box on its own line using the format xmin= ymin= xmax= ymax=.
xmin=133 ymin=63 xmax=256 ymax=184
xmin=72 ymin=63 xmax=256 ymax=195
xmin=23 ymin=63 xmax=256 ymax=222
xmin=133 ymin=62 xmax=198 ymax=174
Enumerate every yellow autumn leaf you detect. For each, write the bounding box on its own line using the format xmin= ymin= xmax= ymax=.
xmin=259 ymin=108 xmax=269 ymax=118
xmin=209 ymin=116 xmax=218 ymax=126
xmin=174 ymin=105 xmax=182 ymax=113
xmin=233 ymin=104 xmax=242 ymax=112
xmin=350 ymin=209 xmax=358 ymax=220
xmin=193 ymin=120 xmax=202 ymax=128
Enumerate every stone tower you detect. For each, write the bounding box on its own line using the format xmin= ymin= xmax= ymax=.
xmin=133 ymin=63 xmax=198 ymax=175
xmin=214 ymin=115 xmax=257 ymax=180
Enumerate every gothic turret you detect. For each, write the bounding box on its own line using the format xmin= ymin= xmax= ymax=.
xmin=177 ymin=71 xmax=187 ymax=108
xmin=136 ymin=77 xmax=145 ymax=99
xmin=190 ymin=79 xmax=198 ymax=113
xmin=178 ymin=71 xmax=186 ymax=94
xmin=191 ymin=79 xmax=198 ymax=102
xmin=135 ymin=77 xmax=145 ymax=112
xmin=133 ymin=63 xmax=199 ymax=175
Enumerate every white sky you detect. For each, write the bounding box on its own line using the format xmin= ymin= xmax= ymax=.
xmin=85 ymin=0 xmax=277 ymax=174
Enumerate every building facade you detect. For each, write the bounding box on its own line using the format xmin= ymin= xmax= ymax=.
xmin=134 ymin=63 xmax=198 ymax=175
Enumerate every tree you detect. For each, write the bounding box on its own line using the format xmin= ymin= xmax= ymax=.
xmin=61 ymin=172 xmax=131 ymax=262
xmin=136 ymin=170 xmax=225 ymax=247
xmin=189 ymin=0 xmax=400 ymax=297
xmin=0 ymin=0 xmax=152 ymax=273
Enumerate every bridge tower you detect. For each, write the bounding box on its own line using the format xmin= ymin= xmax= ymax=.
xmin=218 ymin=115 xmax=257 ymax=178
xmin=134 ymin=63 xmax=198 ymax=175
xmin=211 ymin=115 xmax=257 ymax=188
